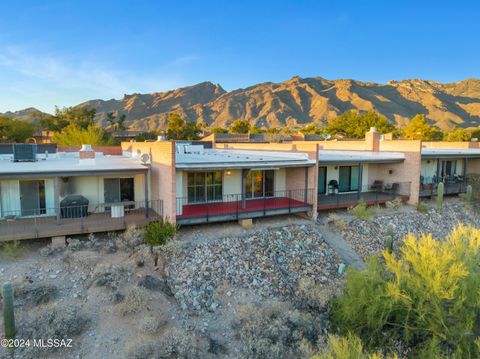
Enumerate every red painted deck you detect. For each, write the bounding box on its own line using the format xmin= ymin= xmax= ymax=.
xmin=177 ymin=197 xmax=310 ymax=220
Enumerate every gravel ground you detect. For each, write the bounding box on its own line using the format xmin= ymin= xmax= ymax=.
xmin=166 ymin=224 xmax=343 ymax=313
xmin=336 ymin=199 xmax=479 ymax=259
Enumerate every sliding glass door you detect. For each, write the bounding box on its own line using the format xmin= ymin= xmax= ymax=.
xmin=318 ymin=167 xmax=327 ymax=194
xmin=104 ymin=178 xmax=135 ymax=203
xmin=20 ymin=180 xmax=46 ymax=216
xmin=187 ymin=171 xmax=223 ymax=203
xmin=245 ymin=170 xmax=274 ymax=198
xmin=338 ymin=166 xmax=359 ymax=192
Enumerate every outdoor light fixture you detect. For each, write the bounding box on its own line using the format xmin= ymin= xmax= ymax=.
xmin=225 ymin=170 xmax=232 ymax=176
xmin=389 ymin=169 xmax=394 ymax=174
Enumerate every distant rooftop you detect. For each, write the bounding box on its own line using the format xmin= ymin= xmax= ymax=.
xmin=319 ymin=150 xmax=405 ymax=164
xmin=176 ymin=147 xmax=315 ymax=170
xmin=421 ymin=148 xmax=480 ymax=158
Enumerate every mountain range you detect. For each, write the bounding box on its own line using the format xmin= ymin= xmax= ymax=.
xmin=5 ymin=77 xmax=480 ymax=131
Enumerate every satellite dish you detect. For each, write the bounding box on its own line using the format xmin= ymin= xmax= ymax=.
xmin=321 ymin=133 xmax=331 ymax=141
xmin=140 ymin=153 xmax=150 ymax=164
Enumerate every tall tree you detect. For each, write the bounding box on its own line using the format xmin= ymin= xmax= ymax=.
xmin=229 ymin=119 xmax=251 ymax=134
xmin=402 ymin=114 xmax=442 ymax=140
xmin=325 ymin=110 xmax=395 ymax=138
xmin=54 ymin=107 xmax=96 ymax=130
xmin=166 ymin=113 xmax=201 ymax=140
xmin=0 ymin=116 xmax=36 ymax=143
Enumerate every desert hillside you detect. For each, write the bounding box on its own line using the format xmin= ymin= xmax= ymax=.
xmin=6 ymin=77 xmax=480 ymax=131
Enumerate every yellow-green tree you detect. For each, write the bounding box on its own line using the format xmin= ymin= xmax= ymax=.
xmin=166 ymin=113 xmax=202 ymax=140
xmin=402 ymin=114 xmax=442 ymax=140
xmin=443 ymin=127 xmax=472 ymax=142
xmin=52 ymin=124 xmax=110 ymax=146
xmin=0 ymin=116 xmax=36 ymax=143
xmin=332 ymin=225 xmax=480 ymax=357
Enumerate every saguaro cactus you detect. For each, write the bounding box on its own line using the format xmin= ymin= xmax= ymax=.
xmin=437 ymin=182 xmax=444 ymax=213
xmin=466 ymin=185 xmax=473 ymax=205
xmin=386 ymin=225 xmax=394 ymax=253
xmin=3 ymin=282 xmax=15 ymax=341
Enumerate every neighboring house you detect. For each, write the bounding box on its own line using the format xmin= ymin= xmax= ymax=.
xmin=0 ymin=144 xmax=161 ymax=241
xmin=419 ymin=142 xmax=480 ymax=196
xmin=122 ymin=141 xmax=317 ymax=225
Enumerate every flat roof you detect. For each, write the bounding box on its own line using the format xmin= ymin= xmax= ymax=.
xmin=421 ymin=148 xmax=480 ymax=158
xmin=0 ymin=154 xmax=148 ymax=179
xmin=319 ymin=150 xmax=405 ymax=164
xmin=176 ymin=149 xmax=315 ymax=170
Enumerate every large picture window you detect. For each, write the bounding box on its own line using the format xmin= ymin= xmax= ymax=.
xmin=245 ymin=170 xmax=274 ymax=198
xmin=187 ymin=171 xmax=223 ymax=203
xmin=104 ymin=178 xmax=135 ymax=203
xmin=338 ymin=166 xmax=359 ymax=192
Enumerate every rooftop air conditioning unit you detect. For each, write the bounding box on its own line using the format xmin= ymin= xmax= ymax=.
xmin=13 ymin=144 xmax=37 ymax=162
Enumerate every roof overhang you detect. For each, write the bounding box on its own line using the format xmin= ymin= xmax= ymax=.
xmin=176 ymin=161 xmax=315 ymax=170
xmin=318 ymin=150 xmax=405 ymax=165
xmin=0 ymin=167 xmax=148 ymax=180
xmin=319 ymin=158 xmax=404 ymax=164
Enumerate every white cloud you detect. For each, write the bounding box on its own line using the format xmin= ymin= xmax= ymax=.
xmin=0 ymin=45 xmax=197 ymax=112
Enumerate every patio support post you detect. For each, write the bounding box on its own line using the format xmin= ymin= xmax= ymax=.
xmin=357 ymin=163 xmax=363 ymax=199
xmin=436 ymin=159 xmax=441 ymax=182
xmin=241 ymin=169 xmax=248 ymax=209
xmin=304 ymin=167 xmax=308 ymax=202
xmin=463 ymin=158 xmax=468 ymax=181
xmin=144 ymin=171 xmax=149 ymax=219
xmin=54 ymin=176 xmax=61 ymax=225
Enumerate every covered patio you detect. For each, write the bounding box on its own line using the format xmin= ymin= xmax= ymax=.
xmin=316 ymin=150 xmax=410 ymax=210
xmin=176 ymin=189 xmax=314 ymax=225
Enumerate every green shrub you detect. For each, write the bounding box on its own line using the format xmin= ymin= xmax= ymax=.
xmin=0 ymin=240 xmax=26 ymax=259
xmin=331 ymin=225 xmax=480 ymax=357
xmin=351 ymin=200 xmax=372 ymax=220
xmin=144 ymin=219 xmax=179 ymax=247
xmin=416 ymin=201 xmax=429 ymax=213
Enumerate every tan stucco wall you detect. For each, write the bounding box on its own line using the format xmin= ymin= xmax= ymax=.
xmin=122 ymin=141 xmax=176 ymax=222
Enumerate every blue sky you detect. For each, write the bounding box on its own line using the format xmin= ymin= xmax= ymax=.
xmin=0 ymin=0 xmax=479 ymax=113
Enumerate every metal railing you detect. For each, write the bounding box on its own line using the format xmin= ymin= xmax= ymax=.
xmin=0 ymin=200 xmax=163 ymax=241
xmin=176 ymin=188 xmax=315 ymax=224
xmin=318 ymin=182 xmax=411 ymax=209
xmin=420 ymin=176 xmax=470 ymax=197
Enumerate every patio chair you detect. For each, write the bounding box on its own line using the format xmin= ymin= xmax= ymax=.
xmin=385 ymin=182 xmax=400 ymax=194
xmin=370 ymin=180 xmax=384 ymax=192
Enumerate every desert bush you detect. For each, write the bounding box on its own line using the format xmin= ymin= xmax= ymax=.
xmin=123 ymin=339 xmax=156 ymax=359
xmin=117 ymin=287 xmax=149 ymax=316
xmin=350 ymin=200 xmax=372 ymax=220
xmin=144 ymin=219 xmax=179 ymax=247
xmin=294 ymin=277 xmax=335 ymax=314
xmin=93 ymin=264 xmax=131 ymax=291
xmin=326 ymin=213 xmax=347 ymax=231
xmin=331 ymin=225 xmax=480 ymax=357
xmin=385 ymin=197 xmax=403 ymax=210
xmin=415 ymin=201 xmax=429 ymax=213
xmin=116 ymin=226 xmax=145 ymax=252
xmin=156 ymin=327 xmax=200 ymax=359
xmin=0 ymin=240 xmax=26 ymax=259
xmin=234 ymin=301 xmax=325 ymax=359
xmin=312 ymin=334 xmax=397 ymax=359
xmin=26 ymin=304 xmax=89 ymax=346
xmin=140 ymin=315 xmax=167 ymax=334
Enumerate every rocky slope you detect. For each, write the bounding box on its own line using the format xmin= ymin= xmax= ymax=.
xmin=0 ymin=107 xmax=46 ymax=122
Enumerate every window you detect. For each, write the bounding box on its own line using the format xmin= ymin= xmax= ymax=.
xmin=441 ymin=160 xmax=457 ymax=177
xmin=104 ymin=178 xmax=135 ymax=203
xmin=245 ymin=170 xmax=275 ymax=198
xmin=338 ymin=166 xmax=359 ymax=192
xmin=187 ymin=171 xmax=223 ymax=203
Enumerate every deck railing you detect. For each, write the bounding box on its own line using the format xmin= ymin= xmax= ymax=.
xmin=0 ymin=199 xmax=163 ymax=241
xmin=419 ymin=176 xmax=469 ymax=197
xmin=176 ymin=188 xmax=315 ymax=224
xmin=318 ymin=182 xmax=411 ymax=210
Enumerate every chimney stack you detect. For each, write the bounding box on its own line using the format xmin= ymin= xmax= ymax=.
xmin=79 ymin=144 xmax=96 ymax=165
xmin=365 ymin=127 xmax=381 ymax=152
